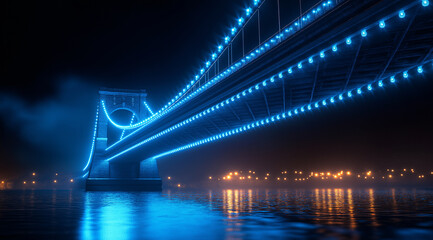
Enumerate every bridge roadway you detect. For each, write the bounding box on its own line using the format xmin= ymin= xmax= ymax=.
xmin=102 ymin=0 xmax=433 ymax=163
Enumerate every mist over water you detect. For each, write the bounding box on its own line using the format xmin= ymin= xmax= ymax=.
xmin=1 ymin=188 xmax=432 ymax=239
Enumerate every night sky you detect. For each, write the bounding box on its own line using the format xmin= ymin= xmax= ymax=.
xmin=1 ymin=0 xmax=432 ymax=181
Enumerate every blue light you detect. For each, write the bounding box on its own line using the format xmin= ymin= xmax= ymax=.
xmin=390 ymin=76 xmax=396 ymax=83
xmin=361 ymin=29 xmax=368 ymax=37
xmin=378 ymin=80 xmax=384 ymax=87
xmin=330 ymin=97 xmax=335 ymax=103
xmin=309 ymin=57 xmax=314 ymax=63
xmin=238 ymin=17 xmax=244 ymax=26
xmin=379 ymin=20 xmax=386 ymax=28
xmin=346 ymin=37 xmax=352 ymax=45
xmin=357 ymin=88 xmax=362 ymax=94
xmin=231 ymin=27 xmax=237 ymax=35
xmin=307 ymin=105 xmax=312 ymax=110
xmin=298 ymin=62 xmax=303 ymax=69
xmin=315 ymin=102 xmax=319 ymax=108
xmin=143 ymin=101 xmax=154 ymax=115
xmin=246 ymin=7 xmax=252 ymax=16
xmin=288 ymin=68 xmax=293 ymax=74
xmin=422 ymin=0 xmax=429 ymax=7
xmin=301 ymin=107 xmax=305 ymax=112
xmin=224 ymin=36 xmax=230 ymax=44
xmin=399 ymin=10 xmax=406 ymax=18
xmin=262 ymin=81 xmax=267 ymax=86
xmin=322 ymin=100 xmax=327 ymax=106
xmin=347 ymin=91 xmax=353 ymax=97
xmin=332 ymin=44 xmax=338 ymax=52
xmin=254 ymin=0 xmax=260 ymax=6
xmin=417 ymin=66 xmax=423 ymax=73
xmin=218 ymin=45 xmax=223 ymax=52
xmin=339 ymin=94 xmax=343 ymax=100
xmin=83 ymin=104 xmax=99 ymax=171
xmin=403 ymin=71 xmax=409 ymax=78
xmin=320 ymin=51 xmax=325 ymax=58
xmin=367 ymin=84 xmax=373 ymax=91
xmin=294 ymin=109 xmax=298 ymax=114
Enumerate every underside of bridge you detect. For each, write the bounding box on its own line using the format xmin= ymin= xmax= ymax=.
xmin=83 ymin=0 xmax=432 ymax=190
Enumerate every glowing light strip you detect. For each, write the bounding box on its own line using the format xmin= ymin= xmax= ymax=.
xmin=105 ymin=0 xmax=339 ymax=147
xmin=143 ymin=101 xmax=154 ymax=115
xmin=151 ymin=60 xmax=433 ymax=160
xmin=156 ymin=0 xmax=266 ymax=114
xmin=105 ymin=1 xmax=426 ymax=152
xmin=162 ymin=0 xmax=337 ymax=111
xmin=120 ymin=114 xmax=135 ymax=140
xmin=82 ymin=103 xmax=99 ymax=171
xmin=101 ymin=100 xmax=142 ymax=130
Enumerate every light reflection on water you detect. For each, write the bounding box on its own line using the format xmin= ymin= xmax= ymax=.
xmin=0 ymin=188 xmax=433 ymax=239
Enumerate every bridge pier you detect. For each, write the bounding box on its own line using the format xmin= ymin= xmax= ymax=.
xmin=86 ymin=88 xmax=162 ymax=191
xmin=86 ymin=158 xmax=162 ymax=191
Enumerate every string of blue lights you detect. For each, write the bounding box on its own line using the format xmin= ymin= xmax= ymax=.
xmin=120 ymin=114 xmax=135 ymax=140
xmin=143 ymin=102 xmax=154 ymax=116
xmin=103 ymin=0 xmax=430 ymax=159
xmin=150 ymin=59 xmax=432 ymax=161
xmin=83 ymin=103 xmax=99 ymax=171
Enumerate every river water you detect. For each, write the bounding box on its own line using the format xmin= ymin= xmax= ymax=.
xmin=0 ymin=188 xmax=432 ymax=239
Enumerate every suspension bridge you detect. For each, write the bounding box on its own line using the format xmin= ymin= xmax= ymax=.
xmin=82 ymin=0 xmax=433 ymax=190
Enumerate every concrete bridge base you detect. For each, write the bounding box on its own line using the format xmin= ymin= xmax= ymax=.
xmin=86 ymin=178 xmax=162 ymax=191
xmin=87 ymin=157 xmax=162 ymax=191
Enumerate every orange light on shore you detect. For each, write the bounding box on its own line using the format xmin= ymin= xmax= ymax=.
xmin=23 ymin=181 xmax=27 ymax=184
xmin=209 ymin=176 xmax=212 ymax=180
xmin=32 ymin=172 xmax=36 ymax=176
xmin=70 ymin=179 xmax=74 ymax=183
xmin=1 ymin=181 xmax=4 ymax=184
xmin=234 ymin=172 xmax=238 ymax=175
xmin=227 ymin=175 xmax=231 ymax=180
xmin=177 ymin=184 xmax=181 ymax=187
xmin=54 ymin=180 xmax=57 ymax=183
xmin=388 ymin=175 xmax=392 ymax=178
xmin=346 ymin=171 xmax=351 ymax=175
xmin=32 ymin=181 xmax=35 ymax=184
xmin=167 ymin=176 xmax=171 ymax=180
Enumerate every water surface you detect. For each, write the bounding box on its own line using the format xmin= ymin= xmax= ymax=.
xmin=0 ymin=188 xmax=433 ymax=239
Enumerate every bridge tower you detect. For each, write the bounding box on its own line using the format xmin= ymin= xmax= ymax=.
xmin=86 ymin=88 xmax=162 ymax=191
